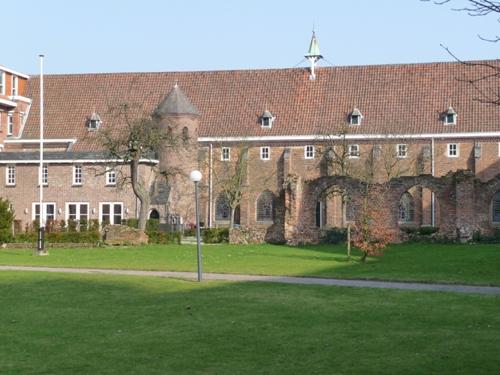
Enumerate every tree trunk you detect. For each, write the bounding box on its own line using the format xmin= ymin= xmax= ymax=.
xmin=229 ymin=207 xmax=235 ymax=229
xmin=130 ymin=158 xmax=150 ymax=231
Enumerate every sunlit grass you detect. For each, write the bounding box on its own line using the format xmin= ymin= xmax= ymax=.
xmin=0 ymin=242 xmax=499 ymax=285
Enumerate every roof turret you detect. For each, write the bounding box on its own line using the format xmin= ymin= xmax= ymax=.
xmin=155 ymin=84 xmax=200 ymax=117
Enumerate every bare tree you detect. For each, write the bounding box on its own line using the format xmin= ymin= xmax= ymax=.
xmin=99 ymin=102 xmax=180 ymax=230
xmin=423 ymin=0 xmax=500 ymax=104
xmin=213 ymin=145 xmax=249 ymax=228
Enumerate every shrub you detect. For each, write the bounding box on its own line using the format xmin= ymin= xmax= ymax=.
xmin=0 ymin=198 xmax=14 ymax=244
xmin=183 ymin=228 xmax=196 ymax=237
xmin=146 ymin=230 xmax=181 ymax=244
xmin=146 ymin=219 xmax=159 ymax=232
xmin=472 ymin=228 xmax=500 ymax=244
xmin=123 ymin=218 xmax=139 ymax=228
xmin=201 ymin=228 xmax=229 ymax=243
xmin=322 ymin=227 xmax=347 ymax=244
xmin=419 ymin=226 xmax=438 ymax=236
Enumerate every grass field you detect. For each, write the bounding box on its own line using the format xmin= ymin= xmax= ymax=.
xmin=1 ymin=271 xmax=499 ymax=374
xmin=0 ymin=242 xmax=499 ymax=285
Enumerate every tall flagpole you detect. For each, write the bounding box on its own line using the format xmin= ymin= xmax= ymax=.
xmin=37 ymin=54 xmax=47 ymax=255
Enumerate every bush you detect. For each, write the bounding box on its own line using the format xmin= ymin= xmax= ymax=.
xmin=146 ymin=230 xmax=181 ymax=244
xmin=183 ymin=228 xmax=196 ymax=237
xmin=0 ymin=198 xmax=14 ymax=243
xmin=322 ymin=227 xmax=347 ymax=244
xmin=419 ymin=226 xmax=438 ymax=236
xmin=123 ymin=218 xmax=139 ymax=228
xmin=472 ymin=228 xmax=500 ymax=244
xmin=146 ymin=219 xmax=159 ymax=232
xmin=202 ymin=228 xmax=229 ymax=243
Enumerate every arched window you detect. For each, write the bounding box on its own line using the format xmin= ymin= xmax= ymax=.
xmin=493 ymin=191 xmax=500 ymax=223
xmin=215 ymin=193 xmax=230 ymax=221
xmin=256 ymin=190 xmax=274 ymax=222
xmin=182 ymin=127 xmax=189 ymax=144
xmin=399 ymin=192 xmax=414 ymax=223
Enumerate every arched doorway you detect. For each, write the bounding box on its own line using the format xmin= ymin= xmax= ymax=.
xmin=316 ymin=186 xmax=350 ymax=229
xmin=398 ymin=185 xmax=440 ymax=229
xmin=149 ymin=209 xmax=160 ymax=220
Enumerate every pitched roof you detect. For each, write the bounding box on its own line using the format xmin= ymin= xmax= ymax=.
xmin=155 ymin=84 xmax=200 ymax=116
xmin=20 ymin=60 xmax=500 ymax=152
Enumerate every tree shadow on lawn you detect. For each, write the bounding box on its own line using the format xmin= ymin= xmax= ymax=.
xmin=1 ymin=272 xmax=500 ymax=375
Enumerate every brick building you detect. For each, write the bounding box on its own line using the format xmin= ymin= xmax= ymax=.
xmin=0 ymin=35 xmax=499 ymax=242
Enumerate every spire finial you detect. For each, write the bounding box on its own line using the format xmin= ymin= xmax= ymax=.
xmin=304 ymin=29 xmax=323 ymax=81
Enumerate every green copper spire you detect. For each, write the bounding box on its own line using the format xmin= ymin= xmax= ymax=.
xmin=305 ymin=31 xmax=322 ymax=59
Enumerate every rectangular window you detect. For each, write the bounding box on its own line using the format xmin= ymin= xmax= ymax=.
xmin=11 ymin=75 xmax=18 ymax=96
xmin=41 ymin=165 xmax=48 ymax=186
xmin=304 ymin=145 xmax=315 ymax=159
xmin=447 ymin=143 xmax=459 ymax=158
xmin=106 ymin=168 xmax=116 ymax=186
xmin=221 ymin=147 xmax=230 ymax=161
xmin=33 ymin=203 xmax=56 ymax=225
xmin=73 ymin=165 xmax=82 ymax=185
xmin=348 ymin=144 xmax=360 ymax=158
xmin=100 ymin=202 xmax=123 ymax=225
xmin=6 ymin=165 xmax=15 ymax=186
xmin=260 ymin=146 xmax=270 ymax=160
xmin=0 ymin=72 xmax=5 ymax=95
xmin=397 ymin=144 xmax=408 ymax=158
xmin=7 ymin=112 xmax=13 ymax=135
xmin=66 ymin=203 xmax=89 ymax=228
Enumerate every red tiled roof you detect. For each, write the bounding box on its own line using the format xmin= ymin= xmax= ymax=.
xmin=22 ymin=60 xmax=500 ymax=152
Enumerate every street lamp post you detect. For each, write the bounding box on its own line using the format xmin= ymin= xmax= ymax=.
xmin=190 ymin=170 xmax=203 ymax=282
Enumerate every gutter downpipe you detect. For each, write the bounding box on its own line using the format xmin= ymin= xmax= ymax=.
xmin=431 ymin=137 xmax=435 ymax=227
xmin=208 ymin=143 xmax=213 ymax=228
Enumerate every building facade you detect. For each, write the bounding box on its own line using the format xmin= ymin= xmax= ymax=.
xmin=0 ymin=37 xmax=499 ymax=242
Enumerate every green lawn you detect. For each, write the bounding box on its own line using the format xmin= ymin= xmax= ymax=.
xmin=0 ymin=242 xmax=499 ymax=285
xmin=0 ymin=271 xmax=499 ymax=374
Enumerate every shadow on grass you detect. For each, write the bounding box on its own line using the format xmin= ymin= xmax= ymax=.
xmin=1 ymin=272 xmax=500 ymax=375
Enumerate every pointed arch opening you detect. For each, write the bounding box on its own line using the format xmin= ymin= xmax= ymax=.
xmin=492 ymin=191 xmax=500 ymax=223
xmin=256 ymin=190 xmax=275 ymax=222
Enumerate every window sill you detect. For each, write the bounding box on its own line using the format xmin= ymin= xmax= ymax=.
xmin=72 ymin=184 xmax=82 ymax=187
xmin=5 ymin=184 xmax=16 ymax=188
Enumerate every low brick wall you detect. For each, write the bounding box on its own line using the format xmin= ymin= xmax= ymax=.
xmin=229 ymin=227 xmax=266 ymax=245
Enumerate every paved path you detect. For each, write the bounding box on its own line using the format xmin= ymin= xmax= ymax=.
xmin=1 ymin=265 xmax=499 ymax=295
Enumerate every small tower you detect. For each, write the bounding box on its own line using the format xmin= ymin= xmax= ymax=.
xmin=154 ymin=84 xmax=201 ymax=225
xmin=305 ymin=31 xmax=323 ymax=81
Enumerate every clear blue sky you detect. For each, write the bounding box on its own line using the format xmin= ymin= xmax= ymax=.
xmin=6 ymin=0 xmax=500 ymax=75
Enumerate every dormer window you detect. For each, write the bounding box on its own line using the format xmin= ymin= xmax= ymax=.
xmin=11 ymin=75 xmax=18 ymax=96
xmin=261 ymin=110 xmax=275 ymax=128
xmin=443 ymin=106 xmax=457 ymax=125
xmin=349 ymin=108 xmax=363 ymax=125
xmin=88 ymin=112 xmax=102 ymax=131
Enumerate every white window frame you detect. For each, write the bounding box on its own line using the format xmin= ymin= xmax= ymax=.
xmin=11 ymin=75 xmax=18 ymax=96
xmin=0 ymin=72 xmax=5 ymax=95
xmin=261 ymin=117 xmax=273 ymax=128
xmin=304 ymin=145 xmax=315 ymax=159
xmin=32 ymin=202 xmax=57 ymax=223
xmin=73 ymin=165 xmax=82 ymax=185
xmin=349 ymin=114 xmax=361 ymax=126
xmin=65 ymin=202 xmax=90 ymax=224
xmin=41 ymin=165 xmax=48 ymax=186
xmin=106 ymin=167 xmax=116 ymax=186
xmin=6 ymin=165 xmax=15 ymax=186
xmin=348 ymin=144 xmax=360 ymax=158
xmin=447 ymin=143 xmax=459 ymax=158
xmin=221 ymin=147 xmax=230 ymax=161
xmin=444 ymin=113 xmax=457 ymax=125
xmin=396 ymin=144 xmax=408 ymax=158
xmin=99 ymin=202 xmax=123 ymax=225
xmin=260 ymin=146 xmax=270 ymax=160
xmin=7 ymin=112 xmax=13 ymax=135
